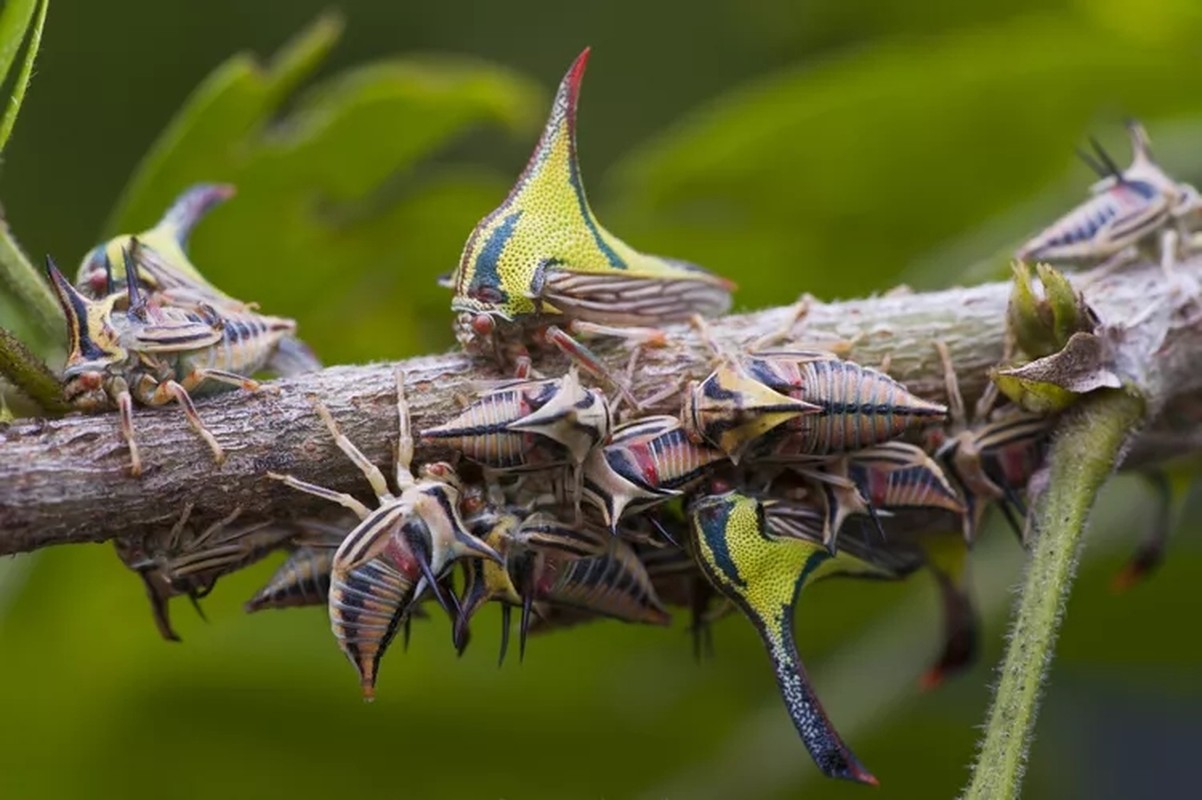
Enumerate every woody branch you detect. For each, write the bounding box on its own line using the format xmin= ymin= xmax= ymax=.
xmin=2 ymin=257 xmax=1200 ymax=555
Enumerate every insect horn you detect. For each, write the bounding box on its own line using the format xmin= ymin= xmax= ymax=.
xmin=1075 ymin=145 xmax=1110 ymax=179
xmin=158 ymin=183 xmax=236 ymax=248
xmin=498 ymin=604 xmax=513 ymax=666
xmin=1089 ymin=136 xmax=1124 ymax=181
xmin=123 ymin=243 xmax=148 ymax=317
xmin=46 ymin=254 xmax=110 ymax=364
xmin=519 ymin=591 xmax=534 ymax=662
xmin=187 ymin=592 xmax=209 ymax=622
xmin=1125 ymin=118 xmax=1156 ymax=169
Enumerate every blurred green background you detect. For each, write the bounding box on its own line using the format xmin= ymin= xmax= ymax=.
xmin=2 ymin=1 xmax=1202 ymax=797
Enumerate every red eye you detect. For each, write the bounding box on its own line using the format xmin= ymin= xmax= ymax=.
xmin=472 ymin=315 xmax=494 ymax=336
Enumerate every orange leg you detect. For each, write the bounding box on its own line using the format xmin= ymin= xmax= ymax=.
xmin=145 ymin=380 xmax=225 ymax=465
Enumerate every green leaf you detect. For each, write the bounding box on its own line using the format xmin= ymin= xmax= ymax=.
xmin=604 ymin=11 xmax=1202 ymax=306
xmin=0 ymin=0 xmax=45 ymax=153
xmin=105 ymin=11 xmax=345 ymax=235
xmin=0 ymin=0 xmax=37 ymax=101
xmin=0 ymin=0 xmax=57 ymax=351
xmin=103 ymin=15 xmax=542 ymax=363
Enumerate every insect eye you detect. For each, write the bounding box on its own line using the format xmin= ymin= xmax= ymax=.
xmin=472 ymin=315 xmax=495 ymax=336
xmin=470 ymin=285 xmax=505 ymax=305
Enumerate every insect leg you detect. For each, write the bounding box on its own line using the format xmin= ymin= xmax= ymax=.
xmin=267 ymin=473 xmax=371 ymax=520
xmin=166 ymin=502 xmax=195 ymax=552
xmin=309 ymin=397 xmax=394 ymax=503
xmin=114 ymin=385 xmax=143 ymax=476
xmin=393 ymin=368 xmax=416 ymax=491
xmin=543 ymin=325 xmax=639 ymax=408
xmin=934 ymin=340 xmax=967 ymax=432
xmin=1112 ymin=469 xmax=1174 ymax=591
xmin=189 ymin=368 xmax=263 ymax=393
xmin=569 ymin=319 xmax=668 ymax=348
xmin=750 ymin=296 xmax=811 ymax=351
xmin=154 ymin=380 xmax=225 ymax=465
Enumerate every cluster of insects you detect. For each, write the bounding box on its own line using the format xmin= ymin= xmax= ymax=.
xmin=50 ymin=49 xmax=1190 ymax=786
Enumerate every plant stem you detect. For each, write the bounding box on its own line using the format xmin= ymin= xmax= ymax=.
xmin=0 ymin=222 xmax=60 ymax=344
xmin=962 ymin=388 xmax=1145 ymax=800
xmin=0 ymin=325 xmax=66 ymax=412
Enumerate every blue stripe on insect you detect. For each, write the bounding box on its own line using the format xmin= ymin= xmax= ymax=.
xmin=567 ymin=155 xmax=626 ymax=270
xmin=469 ymin=210 xmax=522 ymax=301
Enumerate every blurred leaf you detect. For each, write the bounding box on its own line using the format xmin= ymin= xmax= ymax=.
xmin=605 ymin=11 xmax=1202 ymax=307
xmin=106 ymin=11 xmax=346 ymax=234
xmin=105 ymin=13 xmax=543 ymax=363
xmin=0 ymin=0 xmax=46 ymax=152
xmin=0 ymin=0 xmax=58 ymax=352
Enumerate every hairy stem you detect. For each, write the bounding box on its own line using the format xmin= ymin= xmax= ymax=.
xmin=0 ymin=325 xmax=67 ymax=412
xmin=962 ymin=388 xmax=1145 ymax=800
xmin=0 ymin=222 xmax=60 ymax=344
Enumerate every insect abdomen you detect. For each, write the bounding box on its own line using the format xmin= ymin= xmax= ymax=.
xmin=328 ymin=557 xmax=414 ymax=699
xmin=246 ymin=547 xmax=335 ymax=612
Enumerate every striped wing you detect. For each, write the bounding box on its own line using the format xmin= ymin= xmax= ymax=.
xmin=125 ymin=319 xmax=223 ymax=353
xmin=540 ymin=267 xmax=732 ymax=325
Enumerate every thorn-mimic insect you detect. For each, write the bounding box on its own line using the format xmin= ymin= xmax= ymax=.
xmin=420 ymin=367 xmax=611 ymax=513
xmin=76 ymin=183 xmax=321 ymax=376
xmin=269 ymin=370 xmax=502 ymax=699
xmin=447 ymin=48 xmax=734 ymax=388
xmin=682 ymin=355 xmax=821 ymax=463
xmin=1017 ymin=120 xmax=1202 ymax=278
xmin=581 ymin=415 xmax=727 ymax=532
xmin=244 ymin=517 xmax=352 ymax=612
xmin=47 ymin=248 xmax=296 ymax=475
xmin=690 ymin=490 xmax=901 ymax=785
xmin=114 ymin=504 xmax=293 ymax=641
xmin=738 ymin=350 xmax=948 ymax=459
xmin=810 ymin=441 xmax=966 ymax=548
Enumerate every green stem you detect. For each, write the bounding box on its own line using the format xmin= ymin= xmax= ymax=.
xmin=0 ymin=325 xmax=66 ymax=413
xmin=0 ymin=221 xmax=60 ymax=343
xmin=962 ymin=388 xmax=1144 ymax=800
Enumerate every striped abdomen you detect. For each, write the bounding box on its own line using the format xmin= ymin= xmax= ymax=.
xmin=751 ymin=359 xmax=945 ymax=455
xmin=328 ymin=557 xmax=414 ymax=700
xmin=979 ymin=415 xmax=1051 ymax=491
xmin=422 ymin=386 xmax=564 ymax=470
xmin=1018 ymin=180 xmax=1166 ymax=263
xmin=178 ymin=311 xmax=296 ymax=393
xmin=547 ymin=545 xmax=670 ymax=625
xmin=245 ymin=546 xmax=335 ymax=612
xmin=605 ymin=418 xmax=725 ymax=495
xmin=848 ymin=444 xmax=964 ymax=515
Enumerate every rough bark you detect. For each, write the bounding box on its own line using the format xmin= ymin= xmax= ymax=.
xmin=2 ymin=258 xmax=1199 ymax=555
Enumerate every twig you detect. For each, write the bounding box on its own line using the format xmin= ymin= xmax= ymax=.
xmin=1 ymin=259 xmax=1199 ymax=556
